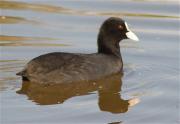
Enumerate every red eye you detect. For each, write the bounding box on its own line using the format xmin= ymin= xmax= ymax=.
xmin=118 ymin=25 xmax=123 ymax=30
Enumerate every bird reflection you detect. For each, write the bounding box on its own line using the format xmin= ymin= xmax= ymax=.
xmin=17 ymin=73 xmax=139 ymax=114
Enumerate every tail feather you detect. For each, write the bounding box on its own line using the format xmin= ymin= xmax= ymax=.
xmin=16 ymin=69 xmax=26 ymax=76
xmin=17 ymin=69 xmax=29 ymax=81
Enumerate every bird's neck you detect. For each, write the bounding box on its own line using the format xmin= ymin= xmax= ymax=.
xmin=97 ymin=34 xmax=121 ymax=58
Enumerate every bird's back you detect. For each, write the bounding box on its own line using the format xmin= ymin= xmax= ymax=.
xmin=17 ymin=52 xmax=122 ymax=84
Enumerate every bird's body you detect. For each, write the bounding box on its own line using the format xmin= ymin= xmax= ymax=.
xmin=17 ymin=17 xmax=139 ymax=84
xmin=18 ymin=52 xmax=122 ymax=84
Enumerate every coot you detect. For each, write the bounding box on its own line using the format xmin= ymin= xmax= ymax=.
xmin=16 ymin=17 xmax=139 ymax=84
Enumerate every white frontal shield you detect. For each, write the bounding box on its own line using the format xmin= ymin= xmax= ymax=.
xmin=125 ymin=22 xmax=139 ymax=42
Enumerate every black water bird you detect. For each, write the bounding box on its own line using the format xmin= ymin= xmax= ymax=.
xmin=16 ymin=17 xmax=139 ymax=84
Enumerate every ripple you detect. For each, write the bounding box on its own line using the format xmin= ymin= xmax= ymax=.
xmin=0 ymin=1 xmax=69 ymax=13
xmin=0 ymin=35 xmax=69 ymax=47
xmin=0 ymin=60 xmax=25 ymax=91
xmin=135 ymin=28 xmax=179 ymax=36
xmin=0 ymin=42 xmax=69 ymax=47
xmin=0 ymin=1 xmax=179 ymax=19
xmin=0 ymin=35 xmax=57 ymax=41
xmin=94 ymin=12 xmax=179 ymax=19
xmin=0 ymin=16 xmax=38 ymax=24
xmin=123 ymin=62 xmax=178 ymax=97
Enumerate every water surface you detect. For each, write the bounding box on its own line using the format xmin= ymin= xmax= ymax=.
xmin=0 ymin=0 xmax=179 ymax=124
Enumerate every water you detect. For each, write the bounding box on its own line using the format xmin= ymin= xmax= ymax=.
xmin=0 ymin=0 xmax=179 ymax=124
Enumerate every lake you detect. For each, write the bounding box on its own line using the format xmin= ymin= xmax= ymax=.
xmin=0 ymin=0 xmax=179 ymax=124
